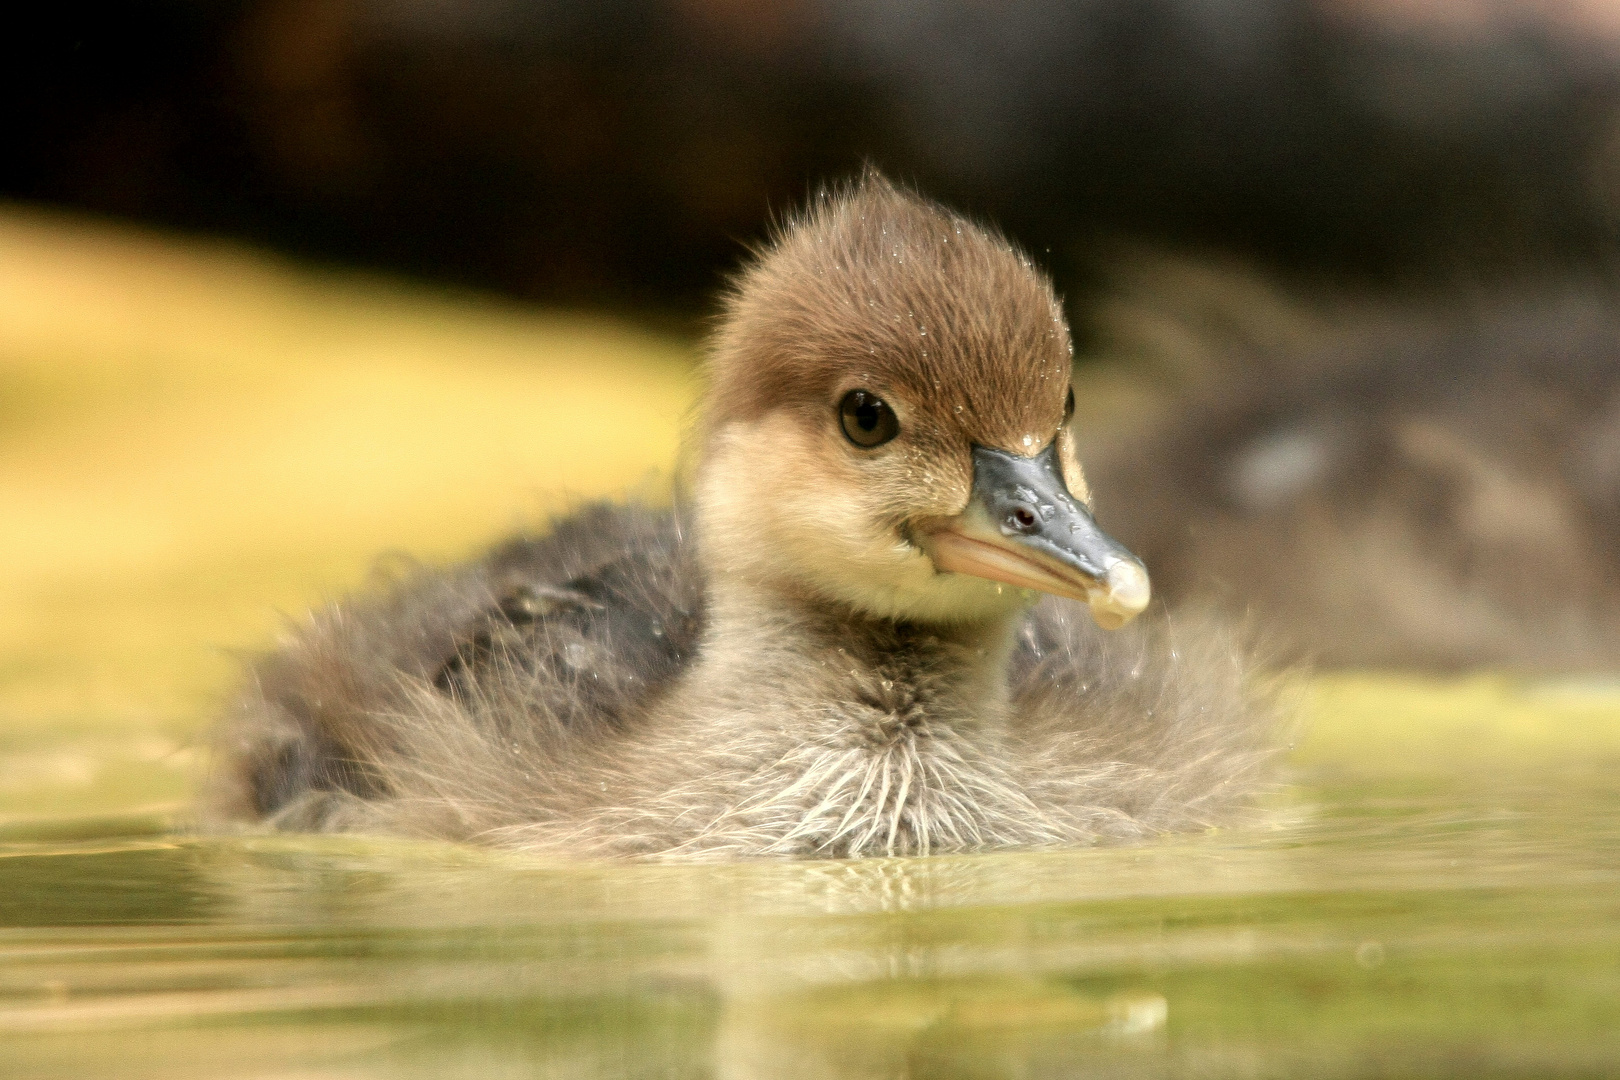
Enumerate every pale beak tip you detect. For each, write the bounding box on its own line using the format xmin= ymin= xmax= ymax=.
xmin=1088 ymin=559 xmax=1151 ymax=630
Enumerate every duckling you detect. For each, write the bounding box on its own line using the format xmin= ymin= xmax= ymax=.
xmin=205 ymin=176 xmax=1275 ymax=859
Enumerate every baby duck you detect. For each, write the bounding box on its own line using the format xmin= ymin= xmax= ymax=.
xmin=206 ymin=176 xmax=1273 ymax=859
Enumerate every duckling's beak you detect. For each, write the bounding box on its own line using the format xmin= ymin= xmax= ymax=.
xmin=921 ymin=444 xmax=1151 ymax=629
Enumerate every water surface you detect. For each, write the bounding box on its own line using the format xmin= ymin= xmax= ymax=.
xmin=3 ymin=677 xmax=1618 ymax=1079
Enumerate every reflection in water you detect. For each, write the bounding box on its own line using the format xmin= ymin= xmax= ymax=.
xmin=3 ymin=755 xmax=1620 ymax=1078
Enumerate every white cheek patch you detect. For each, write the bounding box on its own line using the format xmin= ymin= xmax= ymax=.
xmin=698 ymin=416 xmax=1024 ymax=622
xmin=699 ymin=416 xmax=896 ymax=581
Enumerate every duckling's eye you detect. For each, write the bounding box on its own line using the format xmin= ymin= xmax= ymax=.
xmin=1064 ymin=387 xmax=1075 ymax=423
xmin=839 ymin=389 xmax=900 ymax=448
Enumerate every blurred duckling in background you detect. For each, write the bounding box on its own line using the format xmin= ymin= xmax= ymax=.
xmin=206 ymin=177 xmax=1276 ymax=859
xmin=1077 ymin=258 xmax=1620 ymax=671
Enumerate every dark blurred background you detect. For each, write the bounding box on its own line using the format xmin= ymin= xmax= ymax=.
xmin=10 ymin=0 xmax=1620 ymax=327
xmin=11 ymin=0 xmax=1620 ymax=672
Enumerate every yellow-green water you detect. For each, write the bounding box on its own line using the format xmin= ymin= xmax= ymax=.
xmin=2 ymin=209 xmax=1619 ymax=1078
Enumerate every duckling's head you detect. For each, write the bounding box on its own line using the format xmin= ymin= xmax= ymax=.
xmin=698 ymin=175 xmax=1149 ymax=629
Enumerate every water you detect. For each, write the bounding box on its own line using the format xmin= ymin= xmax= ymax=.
xmin=2 ymin=677 xmax=1618 ymax=1078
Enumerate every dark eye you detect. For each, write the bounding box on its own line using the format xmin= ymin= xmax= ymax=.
xmin=839 ymin=389 xmax=900 ymax=448
xmin=1064 ymin=386 xmax=1075 ymax=423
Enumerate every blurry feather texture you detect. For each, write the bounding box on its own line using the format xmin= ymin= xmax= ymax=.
xmin=1080 ymin=257 xmax=1620 ymax=669
xmin=207 ymin=177 xmax=1279 ymax=859
xmin=208 ymin=504 xmax=1276 ymax=858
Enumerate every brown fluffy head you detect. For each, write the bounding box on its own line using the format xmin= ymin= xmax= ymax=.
xmin=706 ymin=174 xmax=1072 ymax=452
xmin=697 ymin=174 xmax=1092 ymax=622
